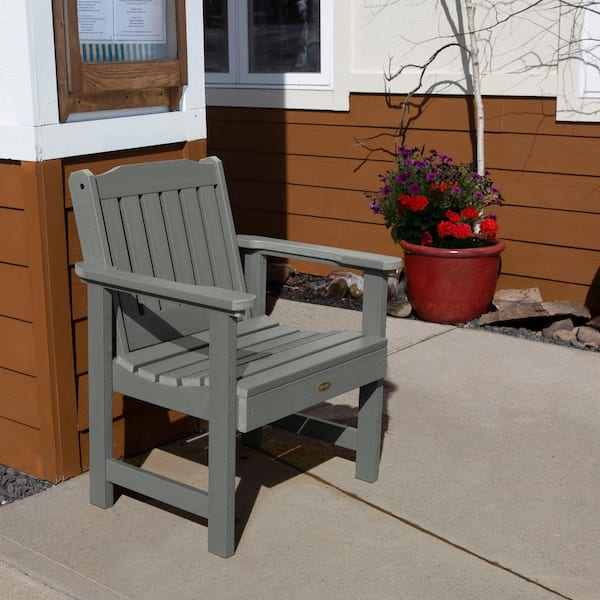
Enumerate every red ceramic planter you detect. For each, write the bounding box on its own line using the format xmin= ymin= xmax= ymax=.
xmin=400 ymin=240 xmax=505 ymax=324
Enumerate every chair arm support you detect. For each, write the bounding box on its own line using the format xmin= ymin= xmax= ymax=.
xmin=237 ymin=235 xmax=402 ymax=273
xmin=75 ymin=262 xmax=256 ymax=314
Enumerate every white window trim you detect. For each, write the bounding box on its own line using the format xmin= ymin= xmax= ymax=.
xmin=556 ymin=2 xmax=600 ymax=122
xmin=205 ymin=0 xmax=349 ymax=111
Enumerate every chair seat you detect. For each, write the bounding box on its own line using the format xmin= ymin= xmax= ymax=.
xmin=115 ymin=315 xmax=388 ymax=431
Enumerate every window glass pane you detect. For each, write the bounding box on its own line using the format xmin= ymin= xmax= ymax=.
xmin=249 ymin=0 xmax=320 ymax=73
xmin=78 ymin=0 xmax=178 ymax=64
xmin=203 ymin=0 xmax=229 ymax=72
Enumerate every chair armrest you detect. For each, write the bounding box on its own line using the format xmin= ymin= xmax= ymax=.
xmin=75 ymin=262 xmax=256 ymax=314
xmin=237 ymin=235 xmax=402 ymax=273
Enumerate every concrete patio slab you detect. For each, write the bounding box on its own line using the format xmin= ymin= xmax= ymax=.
xmin=0 ymin=299 xmax=597 ymax=599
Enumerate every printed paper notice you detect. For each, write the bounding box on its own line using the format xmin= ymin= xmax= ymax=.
xmin=77 ymin=0 xmax=166 ymax=44
xmin=78 ymin=0 xmax=113 ymax=41
xmin=115 ymin=0 xmax=166 ymax=42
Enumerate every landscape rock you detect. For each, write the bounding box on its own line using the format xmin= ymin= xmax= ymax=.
xmin=553 ymin=329 xmax=578 ymax=343
xmin=479 ymin=302 xmax=548 ymax=325
xmin=542 ymin=318 xmax=574 ymax=339
xmin=327 ymin=277 xmax=349 ymax=300
xmin=542 ymin=301 xmax=591 ymax=320
xmin=479 ymin=300 xmax=591 ymax=326
xmin=576 ymin=326 xmax=600 ymax=346
xmin=267 ymin=263 xmax=296 ymax=285
xmin=493 ymin=287 xmax=543 ymax=310
xmin=586 ymin=315 xmax=600 ymax=331
xmin=387 ymin=294 xmax=412 ymax=318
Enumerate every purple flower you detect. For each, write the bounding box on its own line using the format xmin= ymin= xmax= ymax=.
xmin=426 ymin=173 xmax=436 ymax=181
xmin=473 ymin=191 xmax=484 ymax=199
xmin=408 ymin=183 xmax=422 ymax=194
xmin=396 ymin=173 xmax=410 ymax=184
xmin=415 ymin=160 xmax=426 ymax=168
xmin=399 ymin=146 xmax=413 ymax=157
xmin=405 ymin=158 xmax=414 ymax=166
xmin=487 ymin=214 xmax=497 ymax=221
xmin=370 ymin=199 xmax=381 ymax=214
xmin=380 ymin=185 xmax=392 ymax=195
xmin=491 ymin=187 xmax=499 ymax=194
xmin=452 ymin=186 xmax=462 ymax=194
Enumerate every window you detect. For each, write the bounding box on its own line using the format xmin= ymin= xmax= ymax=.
xmin=203 ymin=0 xmax=332 ymax=88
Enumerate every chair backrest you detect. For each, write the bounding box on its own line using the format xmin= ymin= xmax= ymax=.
xmin=69 ymin=156 xmax=246 ymax=353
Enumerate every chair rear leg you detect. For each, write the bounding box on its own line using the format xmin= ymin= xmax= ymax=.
xmin=88 ymin=285 xmax=115 ymax=508
xmin=355 ymin=379 xmax=384 ymax=483
xmin=88 ymin=385 xmax=115 ymax=508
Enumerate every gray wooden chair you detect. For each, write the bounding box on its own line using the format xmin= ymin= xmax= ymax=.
xmin=69 ymin=156 xmax=401 ymax=557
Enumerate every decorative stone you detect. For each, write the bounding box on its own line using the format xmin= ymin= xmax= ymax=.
xmin=387 ymin=295 xmax=412 ymax=318
xmin=542 ymin=318 xmax=574 ymax=339
xmin=576 ymin=326 xmax=600 ymax=346
xmin=267 ymin=263 xmax=296 ymax=285
xmin=542 ymin=301 xmax=591 ymax=320
xmin=479 ymin=302 xmax=548 ymax=325
xmin=480 ymin=300 xmax=591 ymax=326
xmin=586 ymin=315 xmax=600 ymax=331
xmin=493 ymin=287 xmax=543 ymax=310
xmin=553 ymin=329 xmax=578 ymax=342
xmin=349 ymin=282 xmax=363 ymax=299
xmin=327 ymin=277 xmax=349 ymax=300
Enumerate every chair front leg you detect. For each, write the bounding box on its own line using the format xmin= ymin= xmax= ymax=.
xmin=208 ymin=311 xmax=239 ymax=558
xmin=356 ymin=379 xmax=384 ymax=483
xmin=87 ymin=285 xmax=115 ymax=508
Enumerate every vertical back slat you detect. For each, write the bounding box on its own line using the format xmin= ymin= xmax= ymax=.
xmin=141 ymin=192 xmax=176 ymax=281
xmin=198 ymin=186 xmax=234 ymax=290
xmin=181 ymin=187 xmax=215 ymax=286
xmin=101 ymin=197 xmax=141 ymax=325
xmin=120 ymin=194 xmax=161 ymax=313
xmin=161 ymin=189 xmax=196 ymax=284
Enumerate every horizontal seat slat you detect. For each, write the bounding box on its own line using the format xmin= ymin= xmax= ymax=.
xmin=165 ymin=329 xmax=329 ymax=387
xmin=179 ymin=330 xmax=357 ymax=387
xmin=237 ymin=335 xmax=387 ymax=398
xmin=180 ymin=331 xmax=367 ymax=388
xmin=117 ymin=315 xmax=279 ymax=372
xmin=141 ymin=324 xmax=304 ymax=384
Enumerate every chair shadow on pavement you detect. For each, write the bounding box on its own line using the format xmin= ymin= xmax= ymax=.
xmin=117 ymin=380 xmax=396 ymax=550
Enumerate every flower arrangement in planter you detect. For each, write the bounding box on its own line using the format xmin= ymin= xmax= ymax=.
xmin=368 ymin=146 xmax=503 ymax=248
xmin=367 ymin=146 xmax=505 ymax=324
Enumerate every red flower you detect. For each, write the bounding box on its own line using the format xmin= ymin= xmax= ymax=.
xmin=437 ymin=221 xmax=455 ymax=238
xmin=399 ymin=194 xmax=428 ymax=211
xmin=444 ymin=210 xmax=460 ymax=223
xmin=452 ymin=223 xmax=473 ymax=239
xmin=460 ymin=206 xmax=479 ymax=220
xmin=430 ymin=181 xmax=458 ymax=193
xmin=420 ymin=231 xmax=433 ymax=246
xmin=480 ymin=217 xmax=499 ymax=240
xmin=437 ymin=221 xmax=473 ymax=239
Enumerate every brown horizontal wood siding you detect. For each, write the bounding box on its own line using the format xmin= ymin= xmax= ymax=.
xmin=0 ymin=161 xmax=42 ymax=476
xmin=207 ymin=95 xmax=600 ymax=314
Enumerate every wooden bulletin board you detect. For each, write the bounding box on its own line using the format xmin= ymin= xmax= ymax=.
xmin=52 ymin=0 xmax=187 ymax=122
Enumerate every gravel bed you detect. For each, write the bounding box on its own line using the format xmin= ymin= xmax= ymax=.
xmin=0 ymin=465 xmax=52 ymax=506
xmin=273 ymin=273 xmax=599 ymax=353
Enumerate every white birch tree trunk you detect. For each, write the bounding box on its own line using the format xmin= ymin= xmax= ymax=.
xmin=465 ymin=0 xmax=485 ymax=176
